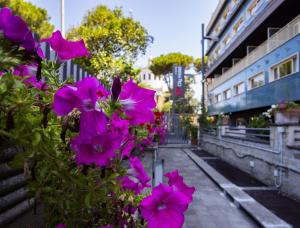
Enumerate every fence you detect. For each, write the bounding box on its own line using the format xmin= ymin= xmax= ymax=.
xmin=202 ymin=126 xmax=270 ymax=144
xmin=223 ymin=126 xmax=270 ymax=144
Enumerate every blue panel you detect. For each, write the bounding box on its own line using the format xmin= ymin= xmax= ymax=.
xmin=208 ymin=72 xmax=300 ymax=115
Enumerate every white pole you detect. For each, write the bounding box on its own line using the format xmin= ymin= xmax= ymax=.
xmin=61 ymin=0 xmax=65 ymax=37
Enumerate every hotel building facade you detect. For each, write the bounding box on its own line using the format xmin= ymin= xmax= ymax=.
xmin=205 ymin=0 xmax=300 ymax=125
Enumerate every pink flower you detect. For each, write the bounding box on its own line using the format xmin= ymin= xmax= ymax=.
xmin=41 ymin=30 xmax=90 ymax=61
xmin=12 ymin=64 xmax=47 ymax=90
xmin=140 ymin=184 xmax=190 ymax=228
xmin=111 ymin=113 xmax=129 ymax=136
xmin=53 ymin=77 xmax=108 ymax=139
xmin=120 ymin=135 xmax=135 ymax=158
xmin=0 ymin=7 xmax=35 ymax=53
xmin=119 ymin=79 xmax=156 ymax=125
xmin=71 ymin=131 xmax=121 ymax=167
xmin=129 ymin=157 xmax=150 ymax=185
xmin=165 ymin=170 xmax=195 ymax=201
xmin=121 ymin=157 xmax=151 ymax=194
xmin=53 ymin=77 xmax=108 ymax=116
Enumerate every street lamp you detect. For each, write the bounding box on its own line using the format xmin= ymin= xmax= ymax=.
xmin=61 ymin=0 xmax=65 ymax=37
xmin=201 ymin=23 xmax=219 ymax=115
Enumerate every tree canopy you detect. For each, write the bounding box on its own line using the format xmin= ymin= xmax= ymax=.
xmin=194 ymin=56 xmax=208 ymax=73
xmin=67 ymin=5 xmax=151 ymax=80
xmin=149 ymin=52 xmax=194 ymax=76
xmin=0 ymin=0 xmax=54 ymax=38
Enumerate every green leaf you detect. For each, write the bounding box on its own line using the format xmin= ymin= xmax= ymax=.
xmin=9 ymin=152 xmax=25 ymax=169
xmin=32 ymin=132 xmax=41 ymax=146
xmin=84 ymin=192 xmax=92 ymax=208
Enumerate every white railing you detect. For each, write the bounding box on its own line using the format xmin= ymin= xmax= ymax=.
xmin=209 ymin=14 xmax=300 ymax=91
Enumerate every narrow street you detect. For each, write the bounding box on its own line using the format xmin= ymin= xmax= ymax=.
xmin=158 ymin=145 xmax=258 ymax=228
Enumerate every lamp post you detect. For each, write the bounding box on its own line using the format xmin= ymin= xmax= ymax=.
xmin=61 ymin=0 xmax=65 ymax=37
xmin=201 ymin=23 xmax=219 ymax=114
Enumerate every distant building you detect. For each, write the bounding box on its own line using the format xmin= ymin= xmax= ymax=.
xmin=139 ymin=64 xmax=169 ymax=111
xmin=205 ymin=0 xmax=300 ymax=125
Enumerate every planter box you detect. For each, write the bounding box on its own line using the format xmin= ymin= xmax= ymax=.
xmin=275 ymin=109 xmax=300 ymax=125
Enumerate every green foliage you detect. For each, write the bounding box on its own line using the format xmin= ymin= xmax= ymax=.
xmin=194 ymin=56 xmax=208 ymax=73
xmin=248 ymin=115 xmax=270 ymax=128
xmin=0 ymin=63 xmax=145 ymax=227
xmin=198 ymin=108 xmax=209 ymax=129
xmin=67 ymin=5 xmax=151 ymax=81
xmin=173 ymin=76 xmax=199 ymax=114
xmin=149 ymin=52 xmax=193 ymax=76
xmin=0 ymin=34 xmax=30 ymax=70
xmin=0 ymin=0 xmax=54 ymax=38
xmin=162 ymin=100 xmax=172 ymax=112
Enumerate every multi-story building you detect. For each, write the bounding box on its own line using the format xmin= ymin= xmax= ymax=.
xmin=139 ymin=64 xmax=169 ymax=111
xmin=205 ymin=0 xmax=300 ymax=125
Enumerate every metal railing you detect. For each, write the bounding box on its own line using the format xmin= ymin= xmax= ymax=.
xmin=202 ymin=126 xmax=218 ymax=136
xmin=224 ymin=127 xmax=270 ymax=144
xmin=208 ymin=14 xmax=300 ymax=91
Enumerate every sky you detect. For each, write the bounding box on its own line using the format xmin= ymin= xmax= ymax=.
xmin=27 ymin=0 xmax=218 ymax=101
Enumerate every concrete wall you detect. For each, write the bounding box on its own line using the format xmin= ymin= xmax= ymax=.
xmin=201 ymin=125 xmax=300 ymax=202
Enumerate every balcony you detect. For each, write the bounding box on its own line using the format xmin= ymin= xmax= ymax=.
xmin=208 ymin=14 xmax=300 ymax=91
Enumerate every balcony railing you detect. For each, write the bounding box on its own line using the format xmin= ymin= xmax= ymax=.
xmin=208 ymin=14 xmax=300 ymax=91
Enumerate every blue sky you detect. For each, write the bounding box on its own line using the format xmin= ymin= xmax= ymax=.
xmin=28 ymin=0 xmax=218 ymax=67
xmin=27 ymin=0 xmax=218 ymax=102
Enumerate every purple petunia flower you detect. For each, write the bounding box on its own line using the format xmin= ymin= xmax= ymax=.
xmin=121 ymin=157 xmax=151 ymax=194
xmin=12 ymin=64 xmax=47 ymax=91
xmin=55 ymin=224 xmax=67 ymax=228
xmin=53 ymin=77 xmax=109 ymax=116
xmin=119 ymin=79 xmax=156 ymax=125
xmin=120 ymin=135 xmax=135 ymax=158
xmin=53 ymin=77 xmax=108 ymax=140
xmin=165 ymin=170 xmax=195 ymax=201
xmin=71 ymin=131 xmax=121 ymax=167
xmin=111 ymin=113 xmax=129 ymax=136
xmin=0 ymin=7 xmax=35 ymax=53
xmin=140 ymin=183 xmax=190 ymax=228
xmin=40 ymin=30 xmax=90 ymax=61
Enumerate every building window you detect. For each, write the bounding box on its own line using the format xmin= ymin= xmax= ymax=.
xmin=248 ymin=0 xmax=261 ymax=15
xmin=233 ymin=82 xmax=245 ymax=95
xmin=270 ymin=55 xmax=298 ymax=81
xmin=223 ymin=89 xmax=231 ymax=100
xmin=233 ymin=17 xmax=244 ymax=34
xmin=148 ymin=74 xmax=152 ymax=80
xmin=143 ymin=74 xmax=146 ymax=80
xmin=215 ymin=22 xmax=220 ymax=34
xmin=223 ymin=34 xmax=230 ymax=46
xmin=215 ymin=93 xmax=222 ymax=103
xmin=248 ymin=72 xmax=264 ymax=89
xmin=222 ymin=7 xmax=229 ymax=20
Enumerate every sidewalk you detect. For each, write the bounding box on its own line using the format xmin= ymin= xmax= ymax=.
xmin=157 ymin=145 xmax=258 ymax=228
